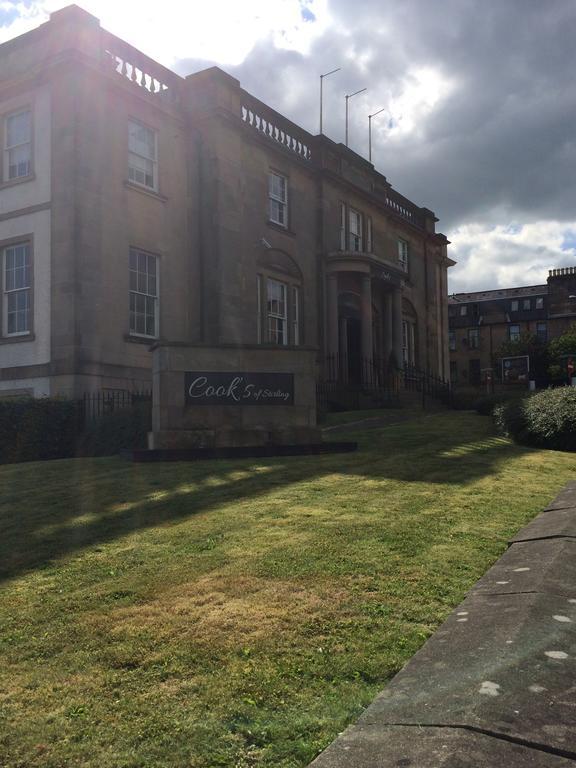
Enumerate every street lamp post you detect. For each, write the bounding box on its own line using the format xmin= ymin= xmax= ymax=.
xmin=345 ymin=87 xmax=367 ymax=147
xmin=368 ymin=107 xmax=388 ymax=163
xmin=319 ymin=68 xmax=340 ymax=135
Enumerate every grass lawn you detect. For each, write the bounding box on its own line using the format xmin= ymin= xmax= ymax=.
xmin=0 ymin=411 xmax=574 ymax=767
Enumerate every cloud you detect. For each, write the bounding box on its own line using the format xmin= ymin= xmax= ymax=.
xmin=449 ymin=220 xmax=576 ymax=292
xmin=3 ymin=0 xmax=576 ymax=294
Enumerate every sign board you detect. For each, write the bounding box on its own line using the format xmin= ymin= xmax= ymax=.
xmin=501 ymin=355 xmax=530 ymax=383
xmin=185 ymin=372 xmax=294 ymax=406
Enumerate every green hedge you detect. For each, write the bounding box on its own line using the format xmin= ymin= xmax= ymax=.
xmin=494 ymin=386 xmax=576 ymax=451
xmin=77 ymin=402 xmax=151 ymax=457
xmin=0 ymin=397 xmax=152 ymax=464
xmin=0 ymin=398 xmax=82 ymax=464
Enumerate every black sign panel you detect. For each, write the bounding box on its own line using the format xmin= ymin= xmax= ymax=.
xmin=185 ymin=372 xmax=294 ymax=406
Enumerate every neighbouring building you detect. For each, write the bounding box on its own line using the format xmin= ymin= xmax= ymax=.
xmin=449 ymin=267 xmax=576 ymax=386
xmin=0 ymin=5 xmax=452 ymax=400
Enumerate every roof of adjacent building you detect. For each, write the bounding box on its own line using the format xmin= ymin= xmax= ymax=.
xmin=449 ymin=284 xmax=548 ymax=304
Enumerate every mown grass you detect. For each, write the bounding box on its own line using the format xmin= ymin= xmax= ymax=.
xmin=0 ymin=411 xmax=574 ymax=767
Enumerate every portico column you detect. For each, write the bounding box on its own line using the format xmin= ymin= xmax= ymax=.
xmin=361 ymin=275 xmax=374 ymax=363
xmin=392 ymin=287 xmax=403 ymax=370
xmin=327 ymin=273 xmax=339 ymax=361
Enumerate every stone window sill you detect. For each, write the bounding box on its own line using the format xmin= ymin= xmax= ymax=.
xmin=0 ymin=332 xmax=35 ymax=345
xmin=124 ymin=180 xmax=168 ymax=203
xmin=0 ymin=173 xmax=36 ymax=191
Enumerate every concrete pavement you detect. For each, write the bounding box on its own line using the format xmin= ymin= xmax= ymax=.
xmin=309 ymin=482 xmax=576 ymax=767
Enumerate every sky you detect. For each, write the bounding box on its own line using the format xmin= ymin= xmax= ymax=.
xmin=1 ymin=0 xmax=575 ymax=293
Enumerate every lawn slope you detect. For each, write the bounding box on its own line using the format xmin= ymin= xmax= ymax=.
xmin=0 ymin=411 xmax=573 ymax=768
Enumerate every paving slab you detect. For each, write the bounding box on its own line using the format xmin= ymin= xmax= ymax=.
xmin=359 ymin=592 xmax=576 ymax=754
xmin=471 ymin=539 xmax=576 ymax=598
xmin=543 ymin=483 xmax=576 ymax=511
xmin=509 ymin=508 xmax=576 ymax=543
xmin=309 ymin=725 xmax=576 ymax=767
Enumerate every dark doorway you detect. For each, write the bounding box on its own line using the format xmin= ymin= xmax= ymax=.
xmin=346 ymin=317 xmax=362 ymax=383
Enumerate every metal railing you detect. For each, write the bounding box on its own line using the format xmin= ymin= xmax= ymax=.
xmin=317 ymin=356 xmax=451 ymax=412
xmin=81 ymin=390 xmax=152 ymax=424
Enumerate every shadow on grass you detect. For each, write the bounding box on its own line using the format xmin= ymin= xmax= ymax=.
xmin=0 ymin=414 xmax=531 ymax=583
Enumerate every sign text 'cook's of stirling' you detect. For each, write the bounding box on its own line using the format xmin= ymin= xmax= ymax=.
xmin=185 ymin=372 xmax=294 ymax=406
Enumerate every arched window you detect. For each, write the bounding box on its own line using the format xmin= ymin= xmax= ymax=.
xmin=256 ymin=250 xmax=302 ymax=346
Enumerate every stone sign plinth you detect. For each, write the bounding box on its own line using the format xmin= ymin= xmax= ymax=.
xmin=149 ymin=343 xmax=321 ymax=450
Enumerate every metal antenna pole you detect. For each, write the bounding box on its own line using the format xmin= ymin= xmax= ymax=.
xmin=368 ymin=106 xmax=387 ymax=163
xmin=319 ymin=68 xmax=341 ymax=135
xmin=345 ymin=87 xmax=367 ymax=147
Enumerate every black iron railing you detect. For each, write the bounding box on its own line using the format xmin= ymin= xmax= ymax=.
xmin=81 ymin=390 xmax=152 ymax=424
xmin=317 ymin=356 xmax=451 ymax=413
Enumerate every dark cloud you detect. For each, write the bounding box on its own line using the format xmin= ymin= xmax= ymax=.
xmin=176 ymin=0 xmax=576 ymax=288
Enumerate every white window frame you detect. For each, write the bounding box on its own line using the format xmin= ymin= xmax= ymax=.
xmin=523 ymin=298 xmax=531 ymax=310
xmin=402 ymin=319 xmax=416 ymax=365
xmin=398 ymin=238 xmax=409 ymax=273
xmin=292 ymin=285 xmax=300 ymax=346
xmin=459 ymin=305 xmax=467 ymax=316
xmin=129 ymin=248 xmax=159 ymax=339
xmin=348 ymin=208 xmax=363 ymax=251
xmin=268 ymin=171 xmax=288 ymax=227
xmin=510 ymin=299 xmax=519 ymax=312
xmin=536 ymin=297 xmax=544 ymax=310
xmin=3 ymin=242 xmax=32 ymax=337
xmin=509 ymin=324 xmax=521 ymax=342
xmin=366 ymin=216 xmax=373 ymax=253
xmin=4 ymin=109 xmax=32 ymax=182
xmin=468 ymin=328 xmax=479 ymax=349
xmin=266 ymin=278 xmax=288 ymax=345
xmin=128 ymin=119 xmax=158 ymax=191
xmin=339 ymin=202 xmax=346 ymax=250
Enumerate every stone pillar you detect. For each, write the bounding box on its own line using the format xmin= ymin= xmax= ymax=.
xmin=327 ymin=273 xmax=339 ymax=361
xmin=392 ymin=288 xmax=403 ymax=370
xmin=361 ymin=275 xmax=374 ymax=363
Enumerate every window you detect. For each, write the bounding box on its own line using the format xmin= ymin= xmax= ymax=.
xmin=509 ymin=324 xmax=520 ymax=342
xmin=4 ymin=109 xmax=31 ymax=181
xmin=459 ymin=305 xmax=467 ymax=316
xmin=128 ymin=119 xmax=157 ymax=190
xmin=450 ymin=360 xmax=458 ymax=384
xmin=292 ymin=286 xmax=300 ymax=346
xmin=129 ymin=248 xmax=158 ymax=337
xmin=402 ymin=319 xmax=416 ymax=365
xmin=266 ymin=278 xmax=287 ymax=345
xmin=523 ymin=298 xmax=531 ymax=310
xmin=398 ymin=239 xmax=409 ymax=273
xmin=3 ymin=243 xmax=31 ymax=336
xmin=449 ymin=330 xmax=456 ymax=351
xmin=340 ymin=203 xmax=346 ymax=250
xmin=536 ymin=322 xmax=547 ymax=342
xmin=268 ymin=172 xmax=288 ymax=227
xmin=511 ymin=299 xmax=519 ymax=312
xmin=536 ymin=296 xmax=544 ymax=310
xmin=366 ymin=217 xmax=373 ymax=253
xmin=348 ymin=208 xmax=362 ymax=251
xmin=468 ymin=328 xmax=479 ymax=349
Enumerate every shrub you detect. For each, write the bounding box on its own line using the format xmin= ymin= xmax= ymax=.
xmin=474 ymin=392 xmax=524 ymax=416
xmin=76 ymin=401 xmax=151 ymax=457
xmin=494 ymin=386 xmax=576 ymax=452
xmin=0 ymin=398 xmax=81 ymax=464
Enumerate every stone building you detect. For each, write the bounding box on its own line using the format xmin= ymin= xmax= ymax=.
xmin=449 ymin=267 xmax=576 ymax=386
xmin=0 ymin=5 xmax=452 ymax=399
